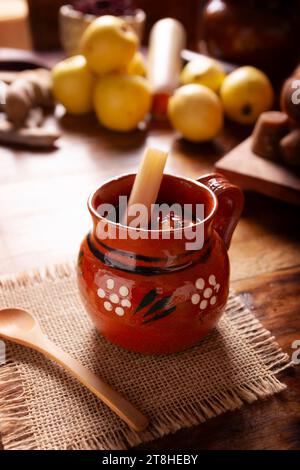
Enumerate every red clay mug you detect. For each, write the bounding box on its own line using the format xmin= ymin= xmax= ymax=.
xmin=77 ymin=172 xmax=244 ymax=355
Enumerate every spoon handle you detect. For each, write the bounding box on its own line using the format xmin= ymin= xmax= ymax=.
xmin=35 ymin=335 xmax=148 ymax=432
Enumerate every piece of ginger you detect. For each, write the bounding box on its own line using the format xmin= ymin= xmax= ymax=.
xmin=4 ymin=68 xmax=54 ymax=126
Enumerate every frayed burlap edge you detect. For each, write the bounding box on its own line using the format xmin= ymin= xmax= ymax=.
xmin=0 ymin=263 xmax=292 ymax=450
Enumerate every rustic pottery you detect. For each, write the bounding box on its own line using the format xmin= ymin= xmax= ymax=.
xmin=201 ymin=0 xmax=300 ymax=81
xmin=77 ymin=173 xmax=244 ymax=355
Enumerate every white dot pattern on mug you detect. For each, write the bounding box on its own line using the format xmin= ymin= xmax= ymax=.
xmin=191 ymin=293 xmax=200 ymax=305
xmin=119 ymin=286 xmax=129 ymax=297
xmin=97 ymin=288 xmax=105 ymax=298
xmin=110 ymin=293 xmax=119 ymax=304
xmin=191 ymin=274 xmax=221 ymax=312
xmin=115 ymin=307 xmax=125 ymax=316
xmin=97 ymin=279 xmax=132 ymax=317
xmin=121 ymin=299 xmax=131 ymax=308
xmin=204 ymin=288 xmax=213 ymax=299
xmin=195 ymin=278 xmax=205 ymax=290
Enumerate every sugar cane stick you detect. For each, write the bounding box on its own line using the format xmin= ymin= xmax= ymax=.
xmin=0 ymin=120 xmax=60 ymax=148
xmin=124 ymin=147 xmax=168 ymax=228
xmin=147 ymin=18 xmax=186 ymax=117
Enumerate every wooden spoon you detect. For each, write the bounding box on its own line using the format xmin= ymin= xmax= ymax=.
xmin=0 ymin=308 xmax=148 ymax=432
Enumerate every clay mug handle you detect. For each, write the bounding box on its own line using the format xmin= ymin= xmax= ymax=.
xmin=198 ymin=173 xmax=244 ymax=249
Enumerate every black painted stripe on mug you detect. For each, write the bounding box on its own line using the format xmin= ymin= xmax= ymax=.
xmin=143 ymin=295 xmax=172 ymax=318
xmin=97 ymin=238 xmax=165 ymax=263
xmin=143 ymin=306 xmax=177 ymax=324
xmin=134 ymin=289 xmax=158 ymax=314
xmin=86 ymin=233 xmax=213 ymax=276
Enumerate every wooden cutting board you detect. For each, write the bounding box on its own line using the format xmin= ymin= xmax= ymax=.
xmin=215 ymin=137 xmax=300 ymax=205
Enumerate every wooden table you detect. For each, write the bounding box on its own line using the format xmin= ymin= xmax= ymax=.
xmin=0 ymin=110 xmax=299 ymax=450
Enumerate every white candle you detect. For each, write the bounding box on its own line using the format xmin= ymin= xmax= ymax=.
xmin=147 ymin=18 xmax=186 ymax=116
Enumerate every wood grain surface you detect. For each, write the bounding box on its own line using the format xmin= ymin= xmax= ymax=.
xmin=216 ymin=137 xmax=300 ymax=205
xmin=137 ymin=267 xmax=300 ymax=450
xmin=0 ymin=107 xmax=299 ymax=450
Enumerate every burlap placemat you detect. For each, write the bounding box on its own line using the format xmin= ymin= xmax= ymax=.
xmin=0 ymin=264 xmax=290 ymax=450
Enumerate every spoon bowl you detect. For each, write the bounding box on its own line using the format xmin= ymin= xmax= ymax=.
xmin=0 ymin=308 xmax=37 ymax=337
